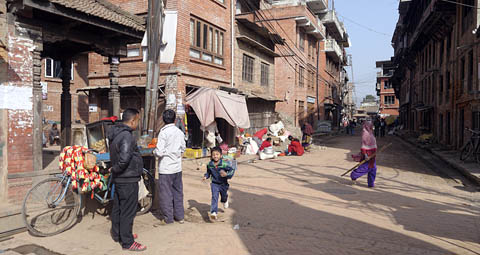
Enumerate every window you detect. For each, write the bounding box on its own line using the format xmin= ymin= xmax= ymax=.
xmin=298 ymin=100 xmax=304 ymax=122
xmin=127 ymin=48 xmax=140 ymax=57
xmin=189 ymin=17 xmax=224 ymax=65
xmin=45 ymin=58 xmax=73 ymax=80
xmin=308 ymin=71 xmax=314 ymax=90
xmin=439 ymin=75 xmax=443 ymax=105
xmin=384 ymin=80 xmax=392 ymax=89
xmin=468 ymin=50 xmax=473 ymax=92
xmin=299 ymin=30 xmax=305 ymax=52
xmin=446 ymin=71 xmax=450 ymax=101
xmin=461 ymin=57 xmax=465 ymax=94
xmin=260 ymin=62 xmax=269 ymax=86
xmin=462 ymin=0 xmax=474 ymax=34
xmin=242 ymin=54 xmax=254 ymax=82
xmin=299 ymin=66 xmax=305 ymax=87
xmin=439 ymin=114 xmax=444 ymax=140
xmin=384 ymin=95 xmax=395 ymax=105
xmin=473 ymin=111 xmax=480 ymax=131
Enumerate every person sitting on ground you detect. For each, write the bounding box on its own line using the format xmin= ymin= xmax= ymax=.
xmin=49 ymin=123 xmax=60 ymax=146
xmin=202 ymin=147 xmax=235 ymax=220
xmin=259 ymin=137 xmax=272 ymax=152
xmin=287 ymin=135 xmax=304 ymax=156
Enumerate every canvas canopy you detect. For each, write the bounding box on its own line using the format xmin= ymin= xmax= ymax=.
xmin=186 ymin=88 xmax=250 ymax=128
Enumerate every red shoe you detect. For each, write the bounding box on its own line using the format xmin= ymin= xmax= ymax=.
xmin=123 ymin=241 xmax=146 ymax=251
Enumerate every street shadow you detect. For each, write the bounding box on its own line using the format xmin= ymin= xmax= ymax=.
xmin=240 ymin=158 xmax=480 ymax=248
xmin=230 ymin=188 xmax=450 ymax=254
xmin=186 ymin=199 xmax=211 ymax=223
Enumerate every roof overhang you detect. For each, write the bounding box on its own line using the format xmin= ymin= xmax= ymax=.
xmin=295 ymin=16 xmax=325 ymax=40
xmin=236 ymin=35 xmax=279 ymax=57
xmin=236 ymin=12 xmax=284 ymax=44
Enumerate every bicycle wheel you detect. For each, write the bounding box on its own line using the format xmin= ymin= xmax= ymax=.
xmin=460 ymin=142 xmax=474 ymax=161
xmin=22 ymin=177 xmax=82 ymax=236
xmin=137 ymin=169 xmax=155 ymax=215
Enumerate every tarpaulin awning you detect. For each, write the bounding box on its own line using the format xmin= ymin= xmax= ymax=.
xmin=186 ymin=87 xmax=251 ymax=128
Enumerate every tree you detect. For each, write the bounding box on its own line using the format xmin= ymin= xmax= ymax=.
xmin=362 ymin=95 xmax=376 ymax=103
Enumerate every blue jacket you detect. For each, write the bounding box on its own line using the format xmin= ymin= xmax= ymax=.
xmin=204 ymin=160 xmax=234 ymax=184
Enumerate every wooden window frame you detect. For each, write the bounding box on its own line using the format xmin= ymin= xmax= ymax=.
xmin=242 ymin=54 xmax=254 ymax=83
xmin=299 ymin=66 xmax=305 ymax=87
xmin=45 ymin=58 xmax=74 ymax=81
xmin=189 ymin=17 xmax=225 ymax=66
xmin=260 ymin=62 xmax=269 ymax=86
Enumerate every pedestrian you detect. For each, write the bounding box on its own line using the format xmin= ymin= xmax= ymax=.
xmin=373 ymin=118 xmax=380 ymax=137
xmin=258 ymin=137 xmax=272 ymax=152
xmin=202 ymin=146 xmax=235 ymax=220
xmin=380 ymin=118 xmax=386 ymax=137
xmin=154 ymin=109 xmax=186 ymax=226
xmin=350 ymin=121 xmax=377 ymax=188
xmin=287 ymin=135 xmax=304 ymax=156
xmin=349 ymin=120 xmax=355 ymax=135
xmin=49 ymin=123 xmax=60 ymax=146
xmin=108 ymin=108 xmax=146 ymax=251
xmin=301 ymin=122 xmax=314 ymax=142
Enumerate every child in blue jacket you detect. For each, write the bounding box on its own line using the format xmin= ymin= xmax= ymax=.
xmin=202 ymin=147 xmax=235 ymax=220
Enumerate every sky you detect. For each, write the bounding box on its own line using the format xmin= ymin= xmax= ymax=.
xmin=333 ymin=0 xmax=399 ymax=106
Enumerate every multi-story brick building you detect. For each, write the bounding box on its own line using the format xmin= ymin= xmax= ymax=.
xmin=391 ymin=0 xmax=479 ymax=150
xmin=376 ymin=60 xmax=399 ymax=118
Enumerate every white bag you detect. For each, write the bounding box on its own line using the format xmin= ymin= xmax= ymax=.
xmin=138 ymin=176 xmax=149 ymax=201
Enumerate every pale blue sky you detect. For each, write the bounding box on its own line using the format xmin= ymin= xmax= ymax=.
xmin=334 ymin=0 xmax=399 ymax=106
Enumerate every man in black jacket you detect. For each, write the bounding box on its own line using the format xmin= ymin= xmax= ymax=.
xmin=109 ymin=108 xmax=146 ymax=251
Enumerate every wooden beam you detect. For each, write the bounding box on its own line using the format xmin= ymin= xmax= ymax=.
xmin=23 ymin=0 xmax=143 ymax=40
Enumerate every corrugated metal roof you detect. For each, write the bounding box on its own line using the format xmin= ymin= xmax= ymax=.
xmin=49 ymin=0 xmax=145 ymax=31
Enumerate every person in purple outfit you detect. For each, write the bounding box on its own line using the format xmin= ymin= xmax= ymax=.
xmin=351 ymin=121 xmax=377 ymax=188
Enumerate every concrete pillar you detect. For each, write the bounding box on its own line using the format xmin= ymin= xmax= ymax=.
xmin=61 ymin=58 xmax=72 ymax=147
xmin=32 ymin=48 xmax=43 ymax=171
xmin=108 ymin=58 xmax=120 ymax=117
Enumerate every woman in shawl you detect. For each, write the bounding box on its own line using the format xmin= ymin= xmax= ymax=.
xmin=351 ymin=121 xmax=377 ymax=187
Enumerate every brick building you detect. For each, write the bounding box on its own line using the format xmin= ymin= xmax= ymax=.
xmin=391 ymin=0 xmax=480 ymax=150
xmin=0 ymin=0 xmax=144 ymax=234
xmin=376 ymin=60 xmax=399 ymax=118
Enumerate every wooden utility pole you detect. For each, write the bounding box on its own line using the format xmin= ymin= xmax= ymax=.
xmin=143 ymin=0 xmax=165 ymax=136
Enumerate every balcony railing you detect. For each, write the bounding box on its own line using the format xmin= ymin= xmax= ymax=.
xmin=320 ymin=10 xmax=345 ymax=41
xmin=325 ymin=39 xmax=342 ymax=63
xmin=306 ymin=0 xmax=327 ymax=13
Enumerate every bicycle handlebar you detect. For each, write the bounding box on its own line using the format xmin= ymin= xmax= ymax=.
xmin=465 ymin=128 xmax=480 ymax=135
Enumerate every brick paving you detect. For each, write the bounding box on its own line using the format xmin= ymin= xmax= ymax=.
xmin=2 ymin=132 xmax=480 ymax=255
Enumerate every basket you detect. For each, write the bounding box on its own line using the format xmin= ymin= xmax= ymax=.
xmin=184 ymin=148 xmax=202 ymax=159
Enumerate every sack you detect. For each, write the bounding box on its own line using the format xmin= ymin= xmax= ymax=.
xmin=84 ymin=153 xmax=97 ymax=170
xmin=138 ymin=176 xmax=149 ymax=201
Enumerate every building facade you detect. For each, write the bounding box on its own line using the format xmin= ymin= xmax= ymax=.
xmin=391 ymin=0 xmax=479 ymax=150
xmin=376 ymin=60 xmax=399 ymax=118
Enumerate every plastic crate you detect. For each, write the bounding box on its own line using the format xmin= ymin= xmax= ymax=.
xmin=184 ymin=148 xmax=202 ymax=158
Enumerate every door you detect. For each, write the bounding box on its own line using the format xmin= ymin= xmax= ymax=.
xmin=459 ymin=108 xmax=465 ymax=148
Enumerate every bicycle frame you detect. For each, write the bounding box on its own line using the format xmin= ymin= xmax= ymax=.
xmin=48 ymin=173 xmax=72 ymax=208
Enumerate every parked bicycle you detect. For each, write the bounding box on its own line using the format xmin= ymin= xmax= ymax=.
xmin=460 ymin=128 xmax=480 ymax=163
xmin=21 ymin=165 xmax=155 ymax=237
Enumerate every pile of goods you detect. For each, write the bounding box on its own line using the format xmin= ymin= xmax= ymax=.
xmin=59 ymin=146 xmax=108 ymax=197
xmin=91 ymin=140 xmax=106 ymax=153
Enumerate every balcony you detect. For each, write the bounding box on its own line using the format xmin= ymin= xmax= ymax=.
xmin=325 ymin=39 xmax=342 ymax=63
xmin=306 ymin=0 xmax=327 ymax=13
xmin=295 ymin=16 xmax=325 ymax=40
xmin=320 ymin=10 xmax=345 ymax=41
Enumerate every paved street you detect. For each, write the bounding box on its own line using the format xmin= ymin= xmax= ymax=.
xmin=2 ymin=132 xmax=480 ymax=255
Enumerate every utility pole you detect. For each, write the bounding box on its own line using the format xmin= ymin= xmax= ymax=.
xmin=143 ymin=0 xmax=165 ymax=136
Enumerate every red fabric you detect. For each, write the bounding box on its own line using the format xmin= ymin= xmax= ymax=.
xmin=288 ymin=140 xmax=304 ymax=156
xmin=303 ymin=123 xmax=314 ymax=135
xmin=253 ymin=128 xmax=268 ymax=139
xmin=101 ymin=116 xmax=118 ymax=122
xmin=259 ymin=140 xmax=272 ymax=151
xmin=361 ymin=148 xmax=377 ymax=168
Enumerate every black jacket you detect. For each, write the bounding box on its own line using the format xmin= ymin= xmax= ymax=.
xmin=108 ymin=123 xmax=143 ymax=183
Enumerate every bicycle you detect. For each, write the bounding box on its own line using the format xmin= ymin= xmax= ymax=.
xmin=460 ymin=128 xmax=480 ymax=163
xmin=22 ymin=166 xmax=155 ymax=237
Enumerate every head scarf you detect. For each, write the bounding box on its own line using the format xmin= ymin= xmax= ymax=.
xmin=361 ymin=121 xmax=377 ymax=150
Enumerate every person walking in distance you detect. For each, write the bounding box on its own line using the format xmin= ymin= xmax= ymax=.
xmin=154 ymin=109 xmax=186 ymax=225
xmin=109 ymin=108 xmax=146 ymax=251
